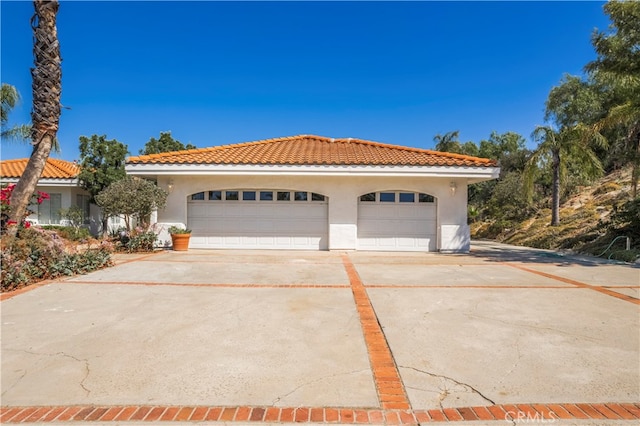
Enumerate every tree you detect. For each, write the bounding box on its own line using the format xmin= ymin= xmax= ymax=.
xmin=524 ymin=125 xmax=605 ymax=226
xmin=585 ymin=0 xmax=640 ymax=197
xmin=545 ymin=74 xmax=605 ymax=129
xmin=468 ymin=131 xmax=530 ymax=223
xmin=0 ymin=83 xmax=19 ymax=125
xmin=433 ymin=131 xmax=462 ymax=153
xmin=478 ymin=131 xmax=528 ymax=172
xmin=0 ymin=83 xmax=32 ymax=142
xmin=139 ymin=131 xmax=195 ymax=155
xmin=77 ymin=134 xmax=128 ymax=235
xmin=7 ymin=1 xmax=62 ymax=236
xmin=95 ymin=177 xmax=167 ymax=231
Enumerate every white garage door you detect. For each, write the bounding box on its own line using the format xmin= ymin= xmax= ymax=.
xmin=357 ymin=191 xmax=437 ymax=252
xmin=187 ymin=190 xmax=328 ymax=250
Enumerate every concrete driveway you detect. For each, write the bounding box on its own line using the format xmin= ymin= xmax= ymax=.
xmin=1 ymin=241 xmax=639 ymax=425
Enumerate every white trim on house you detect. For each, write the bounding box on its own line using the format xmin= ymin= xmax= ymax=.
xmin=0 ymin=177 xmax=80 ymax=187
xmin=124 ymin=138 xmax=500 ymax=253
xmin=126 ymin=164 xmax=500 ymax=182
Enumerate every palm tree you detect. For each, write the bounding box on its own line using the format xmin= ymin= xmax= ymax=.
xmin=433 ymin=130 xmax=462 ymax=153
xmin=585 ymin=0 xmax=640 ymax=197
xmin=524 ymin=125 xmax=606 ymax=226
xmin=7 ymin=0 xmax=62 ymax=235
xmin=1 ymin=83 xmax=19 ymax=124
xmin=595 ymin=97 xmax=640 ymax=198
xmin=0 ymin=83 xmax=31 ymax=141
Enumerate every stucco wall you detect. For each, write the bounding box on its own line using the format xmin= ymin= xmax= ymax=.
xmin=26 ymin=185 xmax=90 ymax=225
xmin=155 ymin=175 xmax=470 ymax=252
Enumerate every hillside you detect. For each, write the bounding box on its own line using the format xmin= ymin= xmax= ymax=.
xmin=471 ymin=167 xmax=640 ymax=262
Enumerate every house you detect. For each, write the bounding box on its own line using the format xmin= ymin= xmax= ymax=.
xmin=126 ymin=135 xmax=500 ymax=252
xmin=0 ymin=157 xmax=120 ymax=235
xmin=0 ymin=158 xmax=92 ymax=226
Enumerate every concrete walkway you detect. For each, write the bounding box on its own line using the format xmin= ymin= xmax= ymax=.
xmin=1 ymin=242 xmax=638 ymax=424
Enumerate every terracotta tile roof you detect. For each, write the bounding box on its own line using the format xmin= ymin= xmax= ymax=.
xmin=0 ymin=158 xmax=80 ymax=179
xmin=127 ymin=135 xmax=497 ymax=167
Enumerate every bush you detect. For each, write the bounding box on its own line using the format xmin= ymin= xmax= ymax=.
xmin=608 ymin=249 xmax=640 ymax=263
xmin=126 ymin=231 xmax=157 ymax=252
xmin=112 ymin=228 xmax=157 ymax=252
xmin=41 ymin=225 xmax=91 ymax=241
xmin=1 ymin=227 xmax=112 ymax=292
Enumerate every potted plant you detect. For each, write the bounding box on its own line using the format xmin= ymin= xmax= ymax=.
xmin=168 ymin=225 xmax=191 ymax=251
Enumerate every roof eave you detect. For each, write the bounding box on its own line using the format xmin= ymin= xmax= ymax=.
xmin=0 ymin=177 xmax=79 ymax=187
xmin=125 ymin=163 xmax=500 ymax=179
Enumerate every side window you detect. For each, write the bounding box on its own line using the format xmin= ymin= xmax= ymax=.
xmin=76 ymin=194 xmax=91 ymax=224
xmin=39 ymin=193 xmax=62 ymax=224
xmin=242 ymin=191 xmax=256 ymax=201
xmin=399 ymin=193 xmax=415 ymax=202
xmin=419 ymin=193 xmax=435 ymax=203
xmin=277 ymin=191 xmax=290 ymax=201
xmin=360 ymin=193 xmax=375 ymax=202
xmin=379 ymin=192 xmax=395 ymax=202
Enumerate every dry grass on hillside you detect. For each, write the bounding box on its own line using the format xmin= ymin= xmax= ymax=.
xmin=471 ymin=167 xmax=638 ymax=261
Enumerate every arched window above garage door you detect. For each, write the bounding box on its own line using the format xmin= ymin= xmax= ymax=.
xmin=189 ymin=190 xmax=327 ymax=203
xmin=359 ymin=191 xmax=435 ymax=203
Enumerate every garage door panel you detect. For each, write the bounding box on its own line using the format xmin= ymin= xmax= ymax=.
xmin=189 ymin=204 xmax=209 ymax=216
xmin=187 ymin=193 xmax=327 ymax=250
xmin=357 ymin=192 xmax=437 ymax=252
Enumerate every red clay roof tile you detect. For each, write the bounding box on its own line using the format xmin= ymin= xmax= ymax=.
xmin=126 ymin=135 xmax=497 ymax=167
xmin=0 ymin=158 xmax=80 ymax=179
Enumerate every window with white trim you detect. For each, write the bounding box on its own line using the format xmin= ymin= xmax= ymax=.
xmin=38 ymin=193 xmax=62 ymax=224
xmin=358 ymin=191 xmax=435 ymax=204
xmin=188 ymin=190 xmax=327 ymax=203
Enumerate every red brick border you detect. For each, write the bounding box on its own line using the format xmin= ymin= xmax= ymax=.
xmin=506 ymin=263 xmax=640 ymax=305
xmin=341 ymin=254 xmax=411 ymax=411
xmin=1 ymin=403 xmax=639 ymax=423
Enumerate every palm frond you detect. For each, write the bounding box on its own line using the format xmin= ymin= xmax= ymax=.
xmin=0 ymin=124 xmax=31 ymax=142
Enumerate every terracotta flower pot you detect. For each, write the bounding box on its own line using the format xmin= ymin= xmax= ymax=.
xmin=170 ymin=233 xmax=191 ymax=251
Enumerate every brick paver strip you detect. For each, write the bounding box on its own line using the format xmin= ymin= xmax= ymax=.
xmin=341 ymin=253 xmax=411 ymax=410
xmin=1 ymin=404 xmax=639 ymax=423
xmin=507 ymin=263 xmax=640 ymax=304
xmin=607 ymin=403 xmax=637 ymax=419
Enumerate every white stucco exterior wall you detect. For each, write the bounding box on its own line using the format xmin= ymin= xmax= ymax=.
xmin=154 ymin=174 xmax=473 ymax=252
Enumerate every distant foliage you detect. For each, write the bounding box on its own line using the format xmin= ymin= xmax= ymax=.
xmin=78 ymin=134 xmax=128 ymax=200
xmin=139 ymin=131 xmax=196 ymax=155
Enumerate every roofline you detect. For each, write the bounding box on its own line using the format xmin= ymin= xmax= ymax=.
xmin=126 ymin=134 xmax=497 ymax=166
xmin=0 ymin=177 xmax=80 ymax=187
xmin=126 ymin=163 xmax=501 ymax=179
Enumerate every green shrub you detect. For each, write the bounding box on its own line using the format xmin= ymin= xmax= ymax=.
xmin=42 ymin=225 xmax=91 ymax=241
xmin=111 ymin=228 xmax=157 ymax=252
xmin=1 ymin=227 xmax=112 ymax=292
xmin=125 ymin=231 xmax=157 ymax=252
xmin=608 ymin=249 xmax=640 ymax=263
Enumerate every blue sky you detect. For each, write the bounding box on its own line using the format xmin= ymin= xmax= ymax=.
xmin=2 ymin=0 xmax=609 ymax=162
